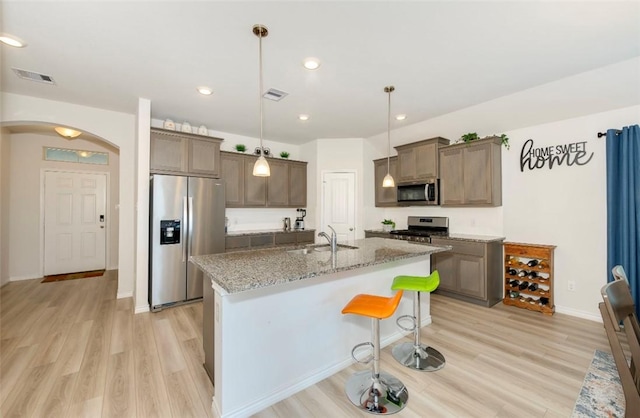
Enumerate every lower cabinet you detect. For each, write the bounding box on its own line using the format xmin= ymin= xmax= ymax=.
xmin=364 ymin=231 xmax=393 ymax=239
xmin=430 ymin=237 xmax=503 ymax=307
xmin=225 ymin=230 xmax=314 ymax=252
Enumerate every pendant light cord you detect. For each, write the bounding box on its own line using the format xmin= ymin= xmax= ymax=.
xmin=259 ymin=29 xmax=264 ymax=152
xmin=387 ymin=88 xmax=391 ymax=173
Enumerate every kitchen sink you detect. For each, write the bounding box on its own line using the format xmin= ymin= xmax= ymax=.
xmin=286 ymin=244 xmax=358 ymax=255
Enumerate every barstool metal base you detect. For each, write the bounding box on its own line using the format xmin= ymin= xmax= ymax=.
xmin=345 ymin=369 xmax=409 ymax=415
xmin=392 ymin=342 xmax=445 ymax=371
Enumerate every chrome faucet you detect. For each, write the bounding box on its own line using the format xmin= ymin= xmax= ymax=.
xmin=318 ymin=225 xmax=338 ymax=253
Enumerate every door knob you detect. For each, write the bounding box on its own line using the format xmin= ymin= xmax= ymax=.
xmin=349 ymin=228 xmax=354 ymax=231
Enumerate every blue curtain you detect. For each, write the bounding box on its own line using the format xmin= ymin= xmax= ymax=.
xmin=606 ymin=124 xmax=640 ymax=314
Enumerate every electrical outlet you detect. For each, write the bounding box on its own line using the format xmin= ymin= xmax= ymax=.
xmin=568 ymin=280 xmax=576 ymax=291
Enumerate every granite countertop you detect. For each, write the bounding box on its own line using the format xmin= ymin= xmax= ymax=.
xmin=191 ymin=237 xmax=451 ymax=295
xmin=226 ymin=229 xmax=315 ymax=237
xmin=434 ymin=233 xmax=505 ymax=243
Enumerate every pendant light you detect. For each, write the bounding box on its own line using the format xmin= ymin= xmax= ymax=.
xmin=252 ymin=24 xmax=271 ymax=177
xmin=382 ymin=86 xmax=395 ymax=188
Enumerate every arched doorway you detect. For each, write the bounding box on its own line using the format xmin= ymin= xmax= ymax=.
xmin=0 ymin=122 xmax=120 ymax=288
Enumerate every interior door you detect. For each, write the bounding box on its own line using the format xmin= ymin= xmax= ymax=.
xmin=44 ymin=171 xmax=107 ymax=275
xmin=321 ymin=171 xmax=356 ymax=242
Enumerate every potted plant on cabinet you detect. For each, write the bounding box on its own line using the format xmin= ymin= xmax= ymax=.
xmin=381 ymin=219 xmax=396 ymax=232
xmin=235 ymin=144 xmax=247 ymax=152
xmin=459 ymin=132 xmax=510 ymax=150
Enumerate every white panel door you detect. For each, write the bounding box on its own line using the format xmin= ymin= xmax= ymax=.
xmin=44 ymin=171 xmax=107 ymax=275
xmin=321 ymin=172 xmax=356 ymax=242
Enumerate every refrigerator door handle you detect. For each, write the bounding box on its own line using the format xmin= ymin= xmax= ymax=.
xmin=188 ymin=196 xmax=194 ymax=258
xmin=182 ymin=196 xmax=188 ymax=262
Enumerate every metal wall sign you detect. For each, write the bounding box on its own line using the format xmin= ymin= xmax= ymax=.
xmin=519 ymin=139 xmax=594 ymax=172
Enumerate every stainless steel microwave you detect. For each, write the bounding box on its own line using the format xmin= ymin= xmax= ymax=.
xmin=397 ymin=179 xmax=439 ymax=205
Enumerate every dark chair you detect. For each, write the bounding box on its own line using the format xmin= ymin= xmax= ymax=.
xmin=600 ymin=280 xmax=640 ymax=417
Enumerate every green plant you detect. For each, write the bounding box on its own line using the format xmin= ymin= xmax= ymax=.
xmin=459 ymin=132 xmax=510 ymax=149
xmin=460 ymin=132 xmax=479 ymax=143
xmin=381 ymin=219 xmax=395 ymax=229
xmin=280 ymin=151 xmax=290 ymax=159
xmin=235 ymin=144 xmax=246 ymax=152
xmin=499 ymin=133 xmax=510 ymax=150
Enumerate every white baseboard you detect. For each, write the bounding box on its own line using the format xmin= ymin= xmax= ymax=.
xmin=116 ymin=291 xmax=133 ymax=299
xmin=216 ymin=319 xmax=431 ymax=418
xmin=135 ymin=304 xmax=150 ymax=314
xmin=556 ymin=305 xmax=602 ymax=322
xmin=10 ymin=274 xmax=40 ymax=281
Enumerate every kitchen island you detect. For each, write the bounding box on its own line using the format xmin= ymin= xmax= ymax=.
xmin=191 ymin=237 xmax=450 ymax=418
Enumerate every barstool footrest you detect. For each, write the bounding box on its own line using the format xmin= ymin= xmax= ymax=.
xmin=395 ymin=314 xmax=416 ymax=332
xmin=351 ymin=342 xmax=374 ymax=364
xmin=391 ymin=342 xmax=445 ymax=372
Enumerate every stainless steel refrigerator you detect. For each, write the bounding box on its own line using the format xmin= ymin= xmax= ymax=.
xmin=149 ymin=174 xmax=225 ymax=312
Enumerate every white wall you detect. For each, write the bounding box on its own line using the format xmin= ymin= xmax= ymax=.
xmin=5 ymin=132 xmax=119 ymax=280
xmin=310 ymin=138 xmax=365 ymax=238
xmin=0 ymin=129 xmax=10 ymax=286
xmin=360 ymin=58 xmax=639 ymax=319
xmin=135 ymin=99 xmax=151 ymax=310
xmin=503 ymin=106 xmax=639 ymax=320
xmin=1 ymin=93 xmax=136 ymax=297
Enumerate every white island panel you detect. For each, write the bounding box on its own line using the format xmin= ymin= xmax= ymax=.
xmin=214 ymin=256 xmax=431 ymax=418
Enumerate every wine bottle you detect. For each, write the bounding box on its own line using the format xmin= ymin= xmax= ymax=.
xmin=527 ymin=271 xmax=538 ymax=280
xmin=528 ymin=283 xmax=539 ymax=292
xmin=509 ymin=280 xmax=520 ymax=288
xmin=517 ymin=270 xmax=529 ymax=278
xmin=527 ymin=259 xmax=539 ymax=267
xmin=518 ymin=281 xmax=529 ymax=290
xmin=507 ymin=268 xmax=517 ymax=276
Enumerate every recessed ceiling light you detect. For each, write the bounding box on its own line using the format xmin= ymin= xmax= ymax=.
xmin=0 ymin=34 xmax=26 ymax=48
xmin=302 ymin=58 xmax=321 ymax=70
xmin=395 ymin=114 xmax=407 ymax=121
xmin=298 ymin=114 xmax=310 ymax=121
xmin=197 ymin=86 xmax=213 ymax=95
xmin=54 ymin=127 xmax=82 ymax=139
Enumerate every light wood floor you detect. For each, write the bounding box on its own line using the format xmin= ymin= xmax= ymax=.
xmin=1 ymin=271 xmax=612 ymax=417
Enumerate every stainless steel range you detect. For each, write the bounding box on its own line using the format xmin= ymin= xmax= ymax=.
xmin=389 ymin=216 xmax=449 ymax=243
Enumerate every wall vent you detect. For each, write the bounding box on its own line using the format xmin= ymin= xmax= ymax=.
xmin=12 ymin=68 xmax=56 ymax=85
xmin=263 ymin=88 xmax=288 ymax=101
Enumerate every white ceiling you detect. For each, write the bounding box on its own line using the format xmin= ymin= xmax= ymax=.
xmin=2 ymin=1 xmax=639 ymax=145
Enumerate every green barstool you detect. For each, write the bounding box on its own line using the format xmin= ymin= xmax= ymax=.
xmin=391 ymin=271 xmax=445 ymax=371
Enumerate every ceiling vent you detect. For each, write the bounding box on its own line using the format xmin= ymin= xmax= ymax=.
xmin=12 ymin=68 xmax=56 ymax=85
xmin=263 ymin=88 xmax=288 ymax=101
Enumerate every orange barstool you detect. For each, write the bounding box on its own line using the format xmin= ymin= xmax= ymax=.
xmin=341 ymin=290 xmax=409 ymax=414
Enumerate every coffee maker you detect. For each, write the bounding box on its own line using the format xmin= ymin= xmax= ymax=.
xmin=294 ymin=208 xmax=306 ymax=230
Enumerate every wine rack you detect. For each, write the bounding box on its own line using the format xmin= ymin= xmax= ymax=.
xmin=503 ymin=242 xmax=556 ymax=315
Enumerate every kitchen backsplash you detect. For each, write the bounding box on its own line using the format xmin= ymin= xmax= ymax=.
xmin=225 ymin=208 xmax=307 ymax=232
